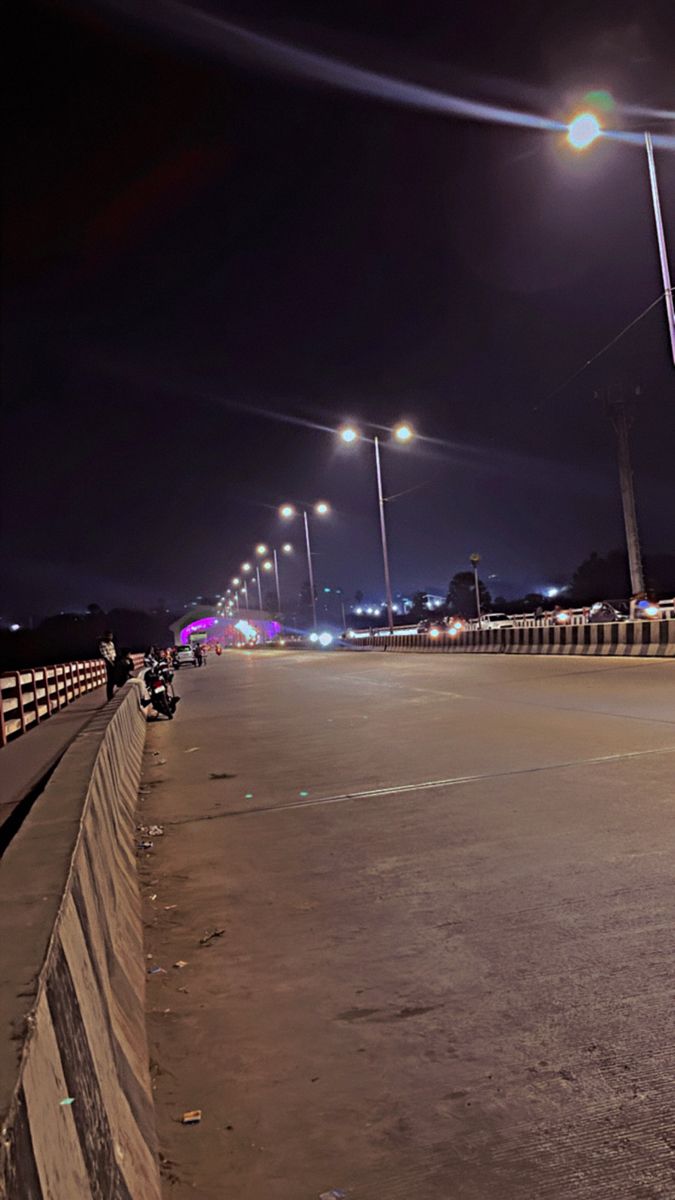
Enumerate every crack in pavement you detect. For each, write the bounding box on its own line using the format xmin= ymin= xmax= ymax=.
xmin=161 ymin=743 xmax=675 ymax=824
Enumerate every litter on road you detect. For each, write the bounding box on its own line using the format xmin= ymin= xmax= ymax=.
xmin=181 ymin=1110 xmax=202 ymax=1125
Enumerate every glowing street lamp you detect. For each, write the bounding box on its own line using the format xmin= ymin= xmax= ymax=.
xmin=339 ymin=421 xmax=416 ymax=632
xmin=566 ymin=109 xmax=674 ymax=366
xmin=340 ymin=426 xmax=359 ymax=444
xmin=280 ymin=502 xmax=330 ymax=628
xmin=394 ymin=422 xmax=414 ymax=443
xmin=241 ymin=561 xmax=251 ymax=573
xmin=255 ymin=543 xmax=268 ymax=556
xmin=566 ymin=111 xmax=601 ymax=150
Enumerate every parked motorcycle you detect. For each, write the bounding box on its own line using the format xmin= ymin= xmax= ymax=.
xmin=142 ymin=657 xmax=179 ymax=720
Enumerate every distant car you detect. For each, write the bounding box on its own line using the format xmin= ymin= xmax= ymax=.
xmin=174 ymin=645 xmax=196 ymax=666
xmin=307 ymin=631 xmax=334 ymax=649
xmin=588 ymin=600 xmax=629 ymax=624
xmin=446 ymin=617 xmax=467 ymax=637
xmin=417 ymin=619 xmax=445 ymax=637
xmin=476 ymin=613 xmax=514 ymax=629
xmin=632 ymin=598 xmax=661 ymax=621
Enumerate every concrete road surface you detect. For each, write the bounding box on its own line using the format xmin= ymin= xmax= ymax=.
xmin=138 ymin=650 xmax=675 ymax=1200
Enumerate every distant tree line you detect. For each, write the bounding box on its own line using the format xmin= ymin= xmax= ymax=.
xmin=350 ymin=548 xmax=675 ymax=628
xmin=0 ymin=606 xmax=174 ymax=671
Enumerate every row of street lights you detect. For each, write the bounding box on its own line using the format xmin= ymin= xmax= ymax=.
xmin=225 ymin=423 xmax=414 ymax=632
xmin=221 ymin=116 xmax=672 ymax=630
xmin=230 ymin=541 xmax=294 ymax=613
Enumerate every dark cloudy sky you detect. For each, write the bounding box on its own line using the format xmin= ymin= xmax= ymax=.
xmin=2 ymin=0 xmax=674 ymax=618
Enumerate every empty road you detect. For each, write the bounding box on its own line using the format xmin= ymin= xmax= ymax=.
xmin=139 ymin=649 xmax=675 ymax=1199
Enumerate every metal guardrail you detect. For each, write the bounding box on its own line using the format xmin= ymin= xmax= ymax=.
xmin=0 ymin=654 xmax=145 ymax=747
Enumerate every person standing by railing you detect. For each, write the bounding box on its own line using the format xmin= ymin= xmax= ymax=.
xmin=98 ymin=630 xmax=117 ymax=701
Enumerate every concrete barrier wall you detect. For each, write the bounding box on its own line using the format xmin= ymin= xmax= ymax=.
xmin=363 ymin=619 xmax=675 ymax=657
xmin=0 ymin=683 xmax=160 ymax=1200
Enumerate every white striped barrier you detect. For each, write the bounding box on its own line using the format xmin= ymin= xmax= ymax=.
xmin=360 ymin=620 xmax=675 ymax=657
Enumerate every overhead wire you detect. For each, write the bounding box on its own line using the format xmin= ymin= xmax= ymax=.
xmin=534 ymin=290 xmax=669 ymax=409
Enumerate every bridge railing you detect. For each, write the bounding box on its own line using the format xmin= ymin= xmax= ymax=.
xmin=0 ymin=654 xmax=146 ymax=747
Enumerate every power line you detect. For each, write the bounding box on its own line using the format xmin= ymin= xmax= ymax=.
xmin=534 ymin=290 xmax=668 ymax=410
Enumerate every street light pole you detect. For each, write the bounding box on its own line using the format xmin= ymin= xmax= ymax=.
xmin=272 ymin=549 xmax=282 ymax=612
xmin=241 ymin=580 xmax=249 ymax=609
xmin=303 ymin=509 xmax=318 ymax=630
xmin=255 ymin=565 xmax=263 ymax=609
xmin=609 ymin=393 xmax=645 ymax=594
xmin=644 ymin=132 xmax=675 ymax=369
xmin=374 ymin=435 xmax=395 ymax=633
xmin=470 ymin=552 xmax=482 ymax=630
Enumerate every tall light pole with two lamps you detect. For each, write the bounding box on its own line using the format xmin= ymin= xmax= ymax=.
xmin=279 ymin=502 xmax=329 ymax=629
xmin=339 ymin=422 xmax=414 ymax=634
xmin=254 ymin=541 xmax=293 ymax=613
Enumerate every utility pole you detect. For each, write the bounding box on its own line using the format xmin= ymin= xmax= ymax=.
xmin=469 ymin=552 xmax=483 ymax=629
xmin=608 ymin=389 xmax=645 ymax=596
xmin=374 ymin=436 xmax=395 ymax=633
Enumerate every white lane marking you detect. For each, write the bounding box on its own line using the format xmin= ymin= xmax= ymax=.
xmin=168 ymin=744 xmax=675 ymax=824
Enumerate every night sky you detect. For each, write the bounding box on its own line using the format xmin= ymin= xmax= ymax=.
xmin=3 ymin=0 xmax=674 ymax=619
